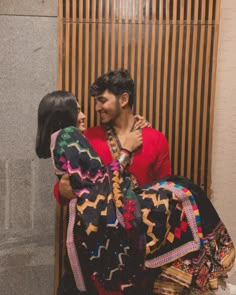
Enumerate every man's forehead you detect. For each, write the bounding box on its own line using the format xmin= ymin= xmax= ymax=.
xmin=94 ymin=90 xmax=114 ymax=99
xmin=94 ymin=94 xmax=105 ymax=99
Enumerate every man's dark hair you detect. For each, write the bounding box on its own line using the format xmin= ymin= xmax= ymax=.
xmin=89 ymin=69 xmax=135 ymax=108
xmin=36 ymin=90 xmax=77 ymax=159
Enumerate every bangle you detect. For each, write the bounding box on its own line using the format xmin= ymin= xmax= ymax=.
xmin=120 ymin=148 xmax=132 ymax=157
xmin=118 ymin=152 xmax=130 ymax=168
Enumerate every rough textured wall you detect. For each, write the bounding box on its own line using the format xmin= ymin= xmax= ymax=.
xmin=0 ymin=1 xmax=58 ymax=294
xmin=212 ymin=0 xmax=236 ymax=245
xmin=211 ymin=0 xmax=236 ymax=287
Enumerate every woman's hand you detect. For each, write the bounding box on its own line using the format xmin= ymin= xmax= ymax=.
xmin=134 ymin=114 xmax=151 ymax=130
xmin=122 ymin=130 xmax=143 ymax=153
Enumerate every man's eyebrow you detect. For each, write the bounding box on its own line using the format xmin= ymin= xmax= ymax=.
xmin=95 ymin=95 xmax=106 ymax=100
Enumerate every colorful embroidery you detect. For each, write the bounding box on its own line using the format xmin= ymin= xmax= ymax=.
xmin=51 ymin=127 xmax=235 ymax=294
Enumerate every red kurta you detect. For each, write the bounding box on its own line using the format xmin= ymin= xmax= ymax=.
xmin=84 ymin=126 xmax=171 ymax=185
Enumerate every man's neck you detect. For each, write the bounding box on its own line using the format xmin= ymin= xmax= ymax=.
xmin=112 ymin=110 xmax=135 ymax=136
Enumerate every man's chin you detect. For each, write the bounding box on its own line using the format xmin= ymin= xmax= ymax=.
xmin=100 ymin=118 xmax=111 ymax=124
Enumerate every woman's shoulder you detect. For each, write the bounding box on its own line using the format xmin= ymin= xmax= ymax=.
xmin=57 ymin=126 xmax=82 ymax=139
xmin=59 ymin=126 xmax=77 ymax=135
xmin=53 ymin=126 xmax=83 ymax=153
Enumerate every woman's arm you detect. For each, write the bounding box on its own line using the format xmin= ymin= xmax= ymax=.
xmin=53 ymin=127 xmax=143 ymax=204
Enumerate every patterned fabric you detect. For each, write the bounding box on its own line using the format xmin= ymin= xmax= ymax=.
xmin=104 ymin=124 xmax=139 ymax=189
xmin=51 ymin=126 xmax=235 ymax=294
xmin=83 ymin=125 xmax=171 ymax=185
xmin=51 ymin=127 xmax=144 ymax=294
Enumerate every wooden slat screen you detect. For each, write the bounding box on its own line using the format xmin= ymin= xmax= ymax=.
xmin=56 ymin=0 xmax=221 ymax=292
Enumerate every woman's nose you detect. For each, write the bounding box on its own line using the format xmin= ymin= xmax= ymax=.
xmin=80 ymin=111 xmax=86 ymax=119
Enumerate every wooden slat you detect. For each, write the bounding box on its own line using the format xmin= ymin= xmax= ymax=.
xmin=180 ymin=0 xmax=191 ymax=176
xmin=193 ymin=0 xmax=206 ymax=183
xmin=123 ymin=0 xmax=129 ymax=69
xmin=104 ymin=0 xmax=109 ymax=72
xmin=71 ymin=0 xmax=77 ymax=95
xmin=148 ymin=0 xmax=157 ymax=124
xmin=215 ymin=0 xmax=221 ymax=24
xmin=155 ymin=0 xmax=164 ymax=130
xmin=200 ymin=0 xmax=214 ymax=192
xmin=130 ymin=0 xmax=136 ymax=79
xmin=208 ymin=7 xmax=220 ymax=195
xmin=135 ymin=0 xmax=143 ymax=115
xmin=142 ymin=0 xmax=150 ymax=118
xmin=161 ymin=0 xmax=170 ymax=135
xmin=65 ymin=0 xmax=70 ymax=91
xmin=110 ymin=0 xmax=116 ymax=69
xmin=90 ymin=0 xmax=96 ymax=128
xmin=58 ymin=0 xmax=63 ymax=90
xmin=97 ymin=0 xmax=103 ymax=77
xmin=174 ymin=0 xmax=184 ymax=174
xmin=168 ymin=0 xmax=177 ymax=162
xmin=77 ymin=0 xmax=83 ymax=103
xmin=186 ymin=0 xmax=199 ymax=179
xmin=83 ymin=1 xmax=90 ymax=119
xmin=117 ymin=0 xmax=123 ymax=67
xmin=54 ymin=207 xmax=60 ymax=295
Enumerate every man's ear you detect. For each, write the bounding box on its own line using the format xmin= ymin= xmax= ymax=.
xmin=119 ymin=92 xmax=129 ymax=108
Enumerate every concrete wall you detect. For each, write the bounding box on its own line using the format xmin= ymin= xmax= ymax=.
xmin=0 ymin=1 xmax=58 ymax=294
xmin=211 ymin=0 xmax=236 ymax=287
xmin=212 ymin=0 xmax=236 ymax=248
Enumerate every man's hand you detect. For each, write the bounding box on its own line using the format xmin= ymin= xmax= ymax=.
xmin=59 ymin=174 xmax=76 ymax=201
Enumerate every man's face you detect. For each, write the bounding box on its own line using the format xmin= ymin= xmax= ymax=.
xmin=94 ymin=90 xmax=121 ymax=124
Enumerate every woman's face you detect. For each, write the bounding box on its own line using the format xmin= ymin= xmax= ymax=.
xmin=77 ymin=102 xmax=86 ymax=132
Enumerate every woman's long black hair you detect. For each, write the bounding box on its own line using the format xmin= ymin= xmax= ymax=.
xmin=36 ymin=90 xmax=77 ymax=159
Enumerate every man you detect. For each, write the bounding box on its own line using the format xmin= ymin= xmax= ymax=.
xmin=56 ymin=69 xmax=171 ymax=202
xmin=84 ymin=69 xmax=171 ymax=186
xmin=55 ymin=69 xmax=172 ymax=294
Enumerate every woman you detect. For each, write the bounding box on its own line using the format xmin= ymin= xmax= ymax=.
xmin=36 ymin=91 xmax=235 ymax=295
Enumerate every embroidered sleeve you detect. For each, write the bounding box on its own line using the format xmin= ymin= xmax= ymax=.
xmin=52 ymin=126 xmax=105 ymax=195
xmin=52 ymin=126 xmax=126 ymax=204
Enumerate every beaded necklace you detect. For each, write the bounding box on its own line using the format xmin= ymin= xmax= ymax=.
xmin=104 ymin=123 xmax=139 ymax=189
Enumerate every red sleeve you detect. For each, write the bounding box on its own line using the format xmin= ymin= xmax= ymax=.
xmin=153 ymin=133 xmax=172 ymax=180
xmin=53 ymin=181 xmax=69 ymax=206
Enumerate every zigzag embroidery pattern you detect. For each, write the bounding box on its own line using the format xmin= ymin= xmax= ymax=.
xmin=90 ymin=239 xmax=110 ymax=260
xmin=68 ymin=142 xmax=103 ymax=165
xmin=77 ymin=194 xmax=106 ymax=214
xmin=65 ymin=159 xmax=107 ymax=184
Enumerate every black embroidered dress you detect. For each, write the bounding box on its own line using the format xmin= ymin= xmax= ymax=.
xmin=51 ymin=126 xmax=235 ymax=295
